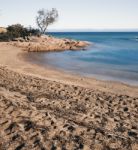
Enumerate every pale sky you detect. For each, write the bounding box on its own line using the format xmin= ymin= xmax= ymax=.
xmin=0 ymin=0 xmax=138 ymax=31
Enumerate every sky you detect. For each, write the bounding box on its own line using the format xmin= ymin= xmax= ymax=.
xmin=0 ymin=0 xmax=138 ymax=31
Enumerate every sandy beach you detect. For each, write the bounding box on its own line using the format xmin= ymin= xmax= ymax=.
xmin=0 ymin=42 xmax=138 ymax=149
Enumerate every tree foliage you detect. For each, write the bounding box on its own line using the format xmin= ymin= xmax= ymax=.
xmin=36 ymin=8 xmax=58 ymax=34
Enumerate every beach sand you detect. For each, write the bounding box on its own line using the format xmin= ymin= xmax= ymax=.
xmin=0 ymin=42 xmax=138 ymax=149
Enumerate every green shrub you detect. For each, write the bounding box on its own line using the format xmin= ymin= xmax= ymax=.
xmin=0 ymin=24 xmax=40 ymax=42
xmin=0 ymin=33 xmax=9 ymax=41
xmin=27 ymin=27 xmax=40 ymax=36
xmin=7 ymin=24 xmax=29 ymax=39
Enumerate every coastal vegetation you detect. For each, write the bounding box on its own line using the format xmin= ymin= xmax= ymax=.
xmin=0 ymin=24 xmax=40 ymax=41
xmin=36 ymin=8 xmax=58 ymax=34
xmin=0 ymin=8 xmax=58 ymax=41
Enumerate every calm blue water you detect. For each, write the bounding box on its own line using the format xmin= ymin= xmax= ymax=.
xmin=26 ymin=32 xmax=138 ymax=85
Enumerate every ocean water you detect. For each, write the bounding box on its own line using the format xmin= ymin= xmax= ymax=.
xmin=26 ymin=32 xmax=138 ymax=85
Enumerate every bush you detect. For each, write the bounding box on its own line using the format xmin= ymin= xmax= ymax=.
xmin=0 ymin=33 xmax=9 ymax=41
xmin=0 ymin=24 xmax=41 ymax=42
xmin=27 ymin=27 xmax=40 ymax=36
xmin=7 ymin=24 xmax=27 ymax=39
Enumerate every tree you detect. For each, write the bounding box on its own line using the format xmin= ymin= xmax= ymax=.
xmin=36 ymin=8 xmax=58 ymax=34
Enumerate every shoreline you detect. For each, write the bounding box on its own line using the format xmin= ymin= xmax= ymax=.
xmin=0 ymin=42 xmax=138 ymax=97
xmin=22 ymin=51 xmax=138 ymax=87
xmin=0 ymin=42 xmax=138 ymax=149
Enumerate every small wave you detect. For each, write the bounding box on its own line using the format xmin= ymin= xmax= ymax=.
xmin=135 ymin=37 xmax=138 ymax=41
xmin=122 ymin=38 xmax=130 ymax=40
xmin=117 ymin=37 xmax=138 ymax=41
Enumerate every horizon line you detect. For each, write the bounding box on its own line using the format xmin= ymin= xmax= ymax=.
xmin=1 ymin=26 xmax=138 ymax=32
xmin=47 ymin=29 xmax=138 ymax=32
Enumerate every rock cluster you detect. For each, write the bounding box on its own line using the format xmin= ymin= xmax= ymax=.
xmin=10 ymin=35 xmax=90 ymax=52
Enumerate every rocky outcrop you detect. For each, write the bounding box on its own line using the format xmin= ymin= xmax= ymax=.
xmin=10 ymin=35 xmax=90 ymax=52
xmin=0 ymin=27 xmax=7 ymax=33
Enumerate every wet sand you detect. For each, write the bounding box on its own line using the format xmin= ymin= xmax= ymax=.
xmin=0 ymin=42 xmax=138 ymax=149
